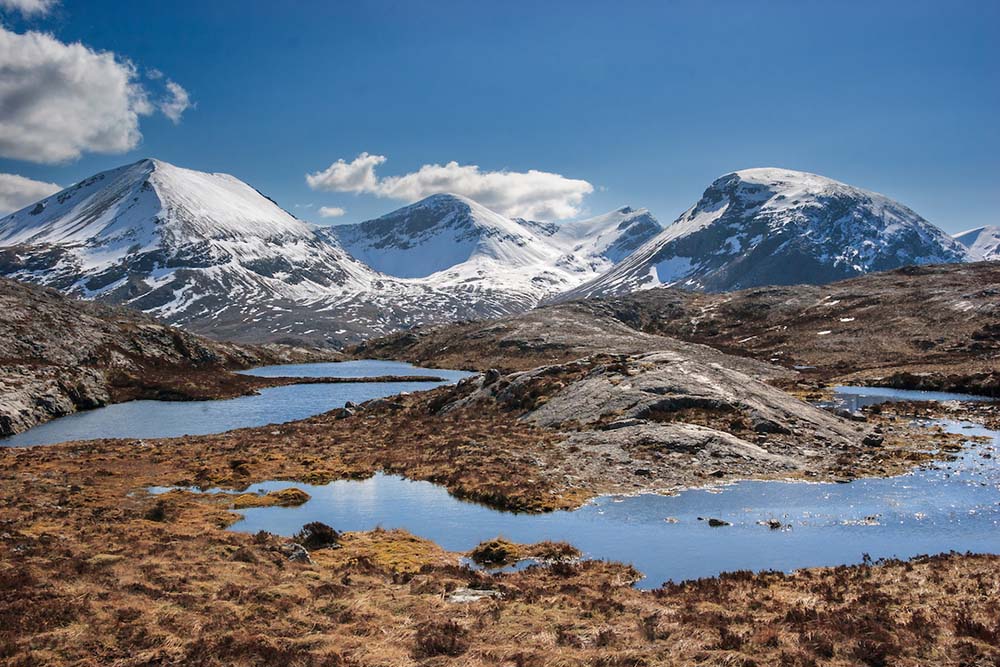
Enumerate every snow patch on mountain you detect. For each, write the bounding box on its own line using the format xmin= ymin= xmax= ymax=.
xmin=548 ymin=206 xmax=663 ymax=269
xmin=955 ymin=225 xmax=1000 ymax=261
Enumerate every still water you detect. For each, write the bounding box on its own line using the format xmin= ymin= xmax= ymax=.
xmin=187 ymin=386 xmax=999 ymax=588
xmin=1 ymin=360 xmax=472 ymax=447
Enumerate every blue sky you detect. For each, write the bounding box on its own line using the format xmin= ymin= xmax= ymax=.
xmin=1 ymin=0 xmax=997 ymax=232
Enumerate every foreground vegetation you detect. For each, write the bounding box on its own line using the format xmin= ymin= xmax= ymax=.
xmin=3 ymin=489 xmax=998 ymax=667
xmin=1 ymin=388 xmax=997 ymax=665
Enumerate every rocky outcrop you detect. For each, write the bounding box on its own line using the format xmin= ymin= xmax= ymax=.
xmin=427 ymin=352 xmax=880 ymax=492
xmin=580 ymin=261 xmax=1000 ymax=395
xmin=0 ymin=277 xmax=335 ymax=437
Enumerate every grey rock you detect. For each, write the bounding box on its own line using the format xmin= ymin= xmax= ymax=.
xmin=447 ymin=587 xmax=503 ymax=603
xmin=699 ymin=517 xmax=731 ymax=527
xmin=280 ymin=542 xmax=312 ymax=563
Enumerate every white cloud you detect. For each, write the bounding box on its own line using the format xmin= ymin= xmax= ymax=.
xmin=306 ymin=153 xmax=594 ymax=220
xmin=0 ymin=0 xmax=56 ymax=16
xmin=0 ymin=27 xmax=192 ymax=164
xmin=318 ymin=206 xmax=346 ymax=218
xmin=306 ymin=152 xmax=385 ymax=193
xmin=0 ymin=172 xmax=60 ymax=214
xmin=159 ymin=79 xmax=192 ymax=124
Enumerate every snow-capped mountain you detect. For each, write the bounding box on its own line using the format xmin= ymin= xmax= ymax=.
xmin=955 ymin=225 xmax=1000 ymax=261
xmin=0 ymin=160 xmax=656 ymax=344
xmin=0 ymin=159 xmax=383 ymax=331
xmin=0 ymin=159 xmax=977 ymax=346
xmin=323 ymin=194 xmax=662 ymax=307
xmin=557 ymin=168 xmax=971 ymax=300
xmin=324 ymin=193 xmax=555 ymax=279
xmin=0 ymin=160 xmax=505 ymax=344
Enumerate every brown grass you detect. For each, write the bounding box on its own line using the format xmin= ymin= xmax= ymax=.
xmin=1 ymin=372 xmax=997 ymax=665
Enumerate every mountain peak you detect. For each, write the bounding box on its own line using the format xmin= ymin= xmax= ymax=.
xmin=0 ymin=157 xmax=379 ymax=324
xmin=555 ymin=169 xmax=969 ymax=300
xmin=326 ymin=193 xmax=561 ymax=279
xmin=417 ymin=192 xmax=474 ymax=206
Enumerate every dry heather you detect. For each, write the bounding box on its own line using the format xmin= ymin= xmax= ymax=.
xmin=1 ymin=371 xmax=997 ymax=665
xmin=1 ymin=470 xmax=998 ymax=667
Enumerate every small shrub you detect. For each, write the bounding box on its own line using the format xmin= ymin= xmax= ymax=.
xmin=595 ymin=627 xmax=618 ymax=647
xmin=293 ymin=522 xmax=340 ymax=550
xmin=144 ymin=500 xmax=167 ymax=522
xmin=231 ymin=546 xmax=257 ymax=563
xmin=852 ymin=638 xmax=895 ymax=667
xmin=716 ymin=626 xmax=745 ymax=651
xmin=638 ymin=612 xmax=668 ymax=641
xmin=469 ymin=538 xmax=520 ymax=566
xmin=530 ymin=540 xmax=581 ymax=562
xmin=412 ymin=619 xmax=469 ymax=657
xmin=953 ymin=608 xmax=999 ymax=645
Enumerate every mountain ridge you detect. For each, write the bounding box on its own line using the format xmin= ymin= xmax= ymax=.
xmin=0 ymin=159 xmax=980 ymax=346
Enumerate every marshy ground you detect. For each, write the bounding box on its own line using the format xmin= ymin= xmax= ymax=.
xmin=2 ymin=383 xmax=997 ymax=665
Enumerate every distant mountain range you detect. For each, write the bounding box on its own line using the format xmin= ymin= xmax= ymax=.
xmin=0 ymin=159 xmax=984 ymax=345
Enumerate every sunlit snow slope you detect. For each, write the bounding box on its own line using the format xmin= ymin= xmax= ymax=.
xmin=955 ymin=225 xmax=1000 ymax=261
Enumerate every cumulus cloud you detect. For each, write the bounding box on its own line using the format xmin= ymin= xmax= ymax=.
xmin=0 ymin=0 xmax=56 ymax=16
xmin=306 ymin=152 xmax=385 ymax=193
xmin=0 ymin=172 xmax=60 ymax=214
xmin=318 ymin=206 xmax=346 ymax=218
xmin=306 ymin=153 xmax=593 ymax=220
xmin=0 ymin=27 xmax=192 ymax=164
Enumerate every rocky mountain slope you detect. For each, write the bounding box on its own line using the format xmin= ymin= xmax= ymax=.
xmin=955 ymin=224 xmax=1000 ymax=260
xmin=0 ymin=277 xmax=333 ymax=437
xmin=324 ymin=193 xmax=560 ymax=280
xmin=557 ymin=168 xmax=970 ymax=300
xmin=534 ymin=205 xmax=664 ymax=270
xmin=586 ymin=261 xmax=1000 ymax=394
xmin=355 ymin=262 xmax=999 ymax=395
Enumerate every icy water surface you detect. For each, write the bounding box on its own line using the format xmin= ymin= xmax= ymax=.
xmin=195 ymin=386 xmax=999 ymax=588
xmin=1 ymin=360 xmax=471 ymax=447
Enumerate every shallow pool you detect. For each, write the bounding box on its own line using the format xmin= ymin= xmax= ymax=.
xmin=1 ymin=360 xmax=472 ymax=447
xmin=194 ymin=387 xmax=999 ymax=588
